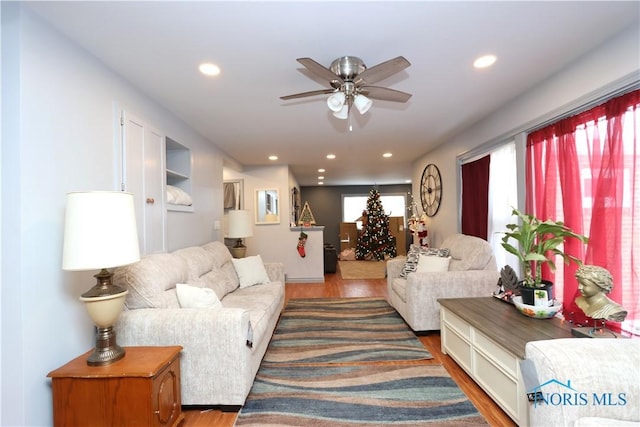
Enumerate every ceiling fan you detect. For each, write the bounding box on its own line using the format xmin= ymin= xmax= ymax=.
xmin=281 ymin=56 xmax=412 ymax=120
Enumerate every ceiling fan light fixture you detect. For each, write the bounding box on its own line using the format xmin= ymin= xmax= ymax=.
xmin=354 ymin=94 xmax=372 ymax=115
xmin=333 ymin=103 xmax=349 ymax=120
xmin=327 ymin=92 xmax=346 ymax=112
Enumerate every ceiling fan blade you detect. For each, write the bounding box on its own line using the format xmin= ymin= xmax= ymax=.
xmin=355 ymin=56 xmax=411 ymax=85
xmin=280 ymin=88 xmax=334 ymax=100
xmin=297 ymin=57 xmax=344 ymax=86
xmin=359 ymin=86 xmax=412 ymax=103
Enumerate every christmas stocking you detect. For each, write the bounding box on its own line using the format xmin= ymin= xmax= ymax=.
xmin=297 ymin=232 xmax=308 ymax=257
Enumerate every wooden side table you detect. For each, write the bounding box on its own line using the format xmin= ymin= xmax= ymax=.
xmin=47 ymin=346 xmax=184 ymax=427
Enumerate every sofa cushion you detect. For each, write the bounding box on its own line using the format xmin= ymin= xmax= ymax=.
xmin=417 ymin=254 xmax=452 ymax=272
xmin=441 ymin=234 xmax=492 ymax=271
xmin=222 ymin=281 xmax=284 ymax=351
xmin=114 ymin=253 xmax=187 ymax=309
xmin=232 ymin=255 xmax=271 ymax=288
xmin=400 ymin=245 xmax=450 ymax=277
xmin=176 ymin=283 xmax=221 ymax=309
xmin=391 ymin=277 xmax=407 ymax=303
xmin=174 ymin=246 xmax=214 ymax=280
xmin=202 ymin=241 xmax=233 ymax=269
xmin=188 ymin=268 xmax=239 ymax=300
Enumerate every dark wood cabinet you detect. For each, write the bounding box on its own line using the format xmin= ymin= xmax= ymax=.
xmin=47 ymin=346 xmax=184 ymax=427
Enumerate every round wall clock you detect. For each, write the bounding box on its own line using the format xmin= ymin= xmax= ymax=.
xmin=420 ymin=163 xmax=442 ymax=217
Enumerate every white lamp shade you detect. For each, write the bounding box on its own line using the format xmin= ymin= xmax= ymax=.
xmin=354 ymin=94 xmax=372 ymax=114
xmin=228 ymin=209 xmax=253 ymax=239
xmin=327 ymin=92 xmax=346 ymax=112
xmin=333 ymin=103 xmax=349 ymax=120
xmin=62 ymin=191 xmax=140 ymax=271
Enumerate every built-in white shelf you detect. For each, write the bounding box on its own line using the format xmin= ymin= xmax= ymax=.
xmin=166 ymin=137 xmax=193 ymax=212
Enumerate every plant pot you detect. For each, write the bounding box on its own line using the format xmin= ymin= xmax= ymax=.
xmin=519 ymin=280 xmax=554 ymax=306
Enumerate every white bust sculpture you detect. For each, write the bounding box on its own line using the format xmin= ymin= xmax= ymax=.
xmin=575 ymin=265 xmax=627 ymax=322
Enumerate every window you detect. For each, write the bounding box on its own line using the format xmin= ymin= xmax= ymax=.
xmin=459 ymin=140 xmax=519 ymax=272
xmin=527 ymin=89 xmax=639 ymax=335
xmin=343 ymin=194 xmax=406 ymax=228
xmin=487 ymin=141 xmax=520 ymax=274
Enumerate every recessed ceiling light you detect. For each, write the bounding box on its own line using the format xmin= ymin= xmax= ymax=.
xmin=326 ymin=154 xmax=336 ymax=159
xmin=318 ymin=181 xmax=324 ymax=185
xmin=318 ymin=176 xmax=324 ymax=180
xmin=268 ymin=155 xmax=278 ymax=161
xmin=318 ymin=168 xmax=326 ymax=173
xmin=383 ymin=152 xmax=392 ymax=158
xmin=405 ymin=179 xmax=412 ymax=183
xmin=199 ymin=62 xmax=221 ymax=76
xmin=473 ymin=55 xmax=497 ymax=69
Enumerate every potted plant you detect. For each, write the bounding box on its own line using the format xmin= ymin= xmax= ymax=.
xmin=501 ymin=208 xmax=588 ymax=306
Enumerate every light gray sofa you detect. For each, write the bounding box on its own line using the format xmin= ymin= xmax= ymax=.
xmin=387 ymin=233 xmax=499 ymax=331
xmin=113 ymin=241 xmax=285 ymax=406
xmin=525 ymin=338 xmax=640 ymax=427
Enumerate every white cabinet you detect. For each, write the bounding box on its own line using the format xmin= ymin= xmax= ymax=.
xmin=120 ymin=111 xmax=166 ymax=254
xmin=440 ymin=307 xmax=528 ymax=426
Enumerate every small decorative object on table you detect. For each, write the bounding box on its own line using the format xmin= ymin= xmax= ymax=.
xmin=512 ymin=296 xmax=563 ymax=319
xmin=500 ymin=208 xmax=588 ymax=306
xmin=571 ymin=265 xmax=628 ymax=338
xmin=493 ymin=265 xmax=519 ymax=303
xmin=298 ymin=201 xmax=316 ymax=226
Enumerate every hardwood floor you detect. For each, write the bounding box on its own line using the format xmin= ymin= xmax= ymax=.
xmin=181 ymin=272 xmax=517 ymax=426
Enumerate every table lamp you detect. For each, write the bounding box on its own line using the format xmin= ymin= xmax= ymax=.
xmin=62 ymin=191 xmax=140 ymax=366
xmin=228 ymin=209 xmax=253 ymax=258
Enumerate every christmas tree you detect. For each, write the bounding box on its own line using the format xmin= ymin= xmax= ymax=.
xmin=355 ymin=188 xmax=397 ymax=260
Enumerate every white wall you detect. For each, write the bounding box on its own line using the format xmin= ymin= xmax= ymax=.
xmin=1 ymin=5 xmax=225 ymax=426
xmin=226 ymin=165 xmax=291 ymax=262
xmin=413 ymin=24 xmax=640 ymax=248
xmin=224 ymin=165 xmax=316 ymax=280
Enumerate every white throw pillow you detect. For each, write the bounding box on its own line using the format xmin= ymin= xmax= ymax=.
xmin=166 ymin=185 xmax=193 ymax=206
xmin=416 ymin=254 xmax=452 ymax=273
xmin=176 ymin=283 xmax=221 ymax=309
xmin=232 ymin=255 xmax=271 ymax=288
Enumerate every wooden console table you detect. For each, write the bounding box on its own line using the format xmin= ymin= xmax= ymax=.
xmin=438 ymin=297 xmax=573 ymax=426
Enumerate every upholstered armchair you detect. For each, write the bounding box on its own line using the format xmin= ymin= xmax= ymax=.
xmin=387 ymin=233 xmax=499 ymax=331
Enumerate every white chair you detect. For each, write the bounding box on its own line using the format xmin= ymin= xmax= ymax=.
xmin=387 ymin=233 xmax=499 ymax=331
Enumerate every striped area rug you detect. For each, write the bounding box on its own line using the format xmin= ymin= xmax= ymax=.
xmin=261 ymin=297 xmax=432 ymax=364
xmin=235 ymin=298 xmax=488 ymax=426
xmin=235 ymin=364 xmax=488 ymax=426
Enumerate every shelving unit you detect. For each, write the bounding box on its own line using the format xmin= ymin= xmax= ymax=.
xmin=165 ymin=137 xmax=193 ymax=212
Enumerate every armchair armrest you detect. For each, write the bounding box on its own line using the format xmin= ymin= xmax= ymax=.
xmin=402 ymin=270 xmax=499 ymax=329
xmin=115 ymin=307 xmax=254 ymax=404
xmin=264 ymin=262 xmax=285 ymax=283
xmin=525 ymin=338 xmax=640 ymax=427
xmin=387 ymin=257 xmax=406 ymax=286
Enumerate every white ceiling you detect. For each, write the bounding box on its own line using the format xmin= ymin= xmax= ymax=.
xmin=27 ymin=1 xmax=639 ymax=186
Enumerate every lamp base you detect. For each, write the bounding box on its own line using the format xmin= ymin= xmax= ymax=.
xmin=230 ymin=238 xmax=247 ymax=258
xmin=80 ymin=269 xmax=128 ymax=366
xmin=230 ymin=246 xmax=247 ymax=258
xmin=87 ymin=326 xmax=126 ymax=366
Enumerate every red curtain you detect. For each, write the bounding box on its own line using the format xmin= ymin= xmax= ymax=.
xmin=526 ymin=89 xmax=639 ymax=332
xmin=461 ymin=155 xmax=490 ymax=240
